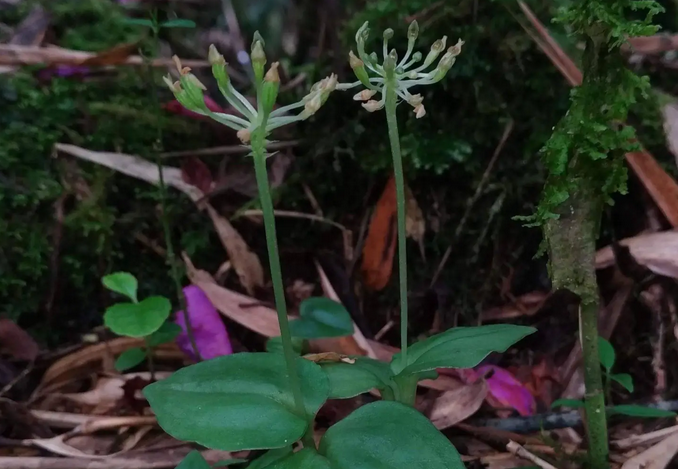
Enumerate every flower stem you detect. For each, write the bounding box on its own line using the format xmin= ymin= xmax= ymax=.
xmin=147 ymin=25 xmax=201 ymax=361
xmin=250 ymin=130 xmax=313 ymax=448
xmin=384 ymin=84 xmax=409 ymax=371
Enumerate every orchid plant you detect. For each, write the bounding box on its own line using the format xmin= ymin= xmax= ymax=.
xmin=142 ymin=24 xmax=534 ymax=469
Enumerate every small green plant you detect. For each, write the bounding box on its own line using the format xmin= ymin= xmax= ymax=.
xmin=143 ymin=24 xmax=535 ymax=469
xmin=102 ymin=272 xmax=181 ymax=373
xmin=552 ymin=337 xmax=676 ymax=419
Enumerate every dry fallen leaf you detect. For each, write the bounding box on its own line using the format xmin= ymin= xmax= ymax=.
xmin=596 ymin=230 xmax=678 ymax=278
xmin=429 ymin=379 xmax=488 ymax=430
xmin=181 ymin=157 xmax=214 ymax=195
xmin=206 ymin=204 xmax=264 ymax=295
xmin=362 ymin=175 xmax=397 ymax=291
xmin=303 ymin=352 xmax=355 ymax=364
xmin=405 ymin=184 xmax=426 ymax=260
xmin=80 ymin=43 xmax=139 ymax=66
xmin=622 ymin=432 xmax=678 ymax=469
xmin=662 ymin=100 xmax=678 ymax=167
xmin=0 ymin=318 xmax=39 ymax=361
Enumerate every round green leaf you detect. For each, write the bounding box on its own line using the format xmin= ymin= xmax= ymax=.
xmin=598 ymin=337 xmax=615 ymax=372
xmin=146 ymin=322 xmax=182 ymax=347
xmin=289 ymin=298 xmax=354 ymax=339
xmin=115 ymin=347 xmax=147 ymax=371
xmin=390 ymin=324 xmax=535 ymax=376
xmin=177 ymin=451 xmax=211 ymax=469
xmin=263 ymin=448 xmax=331 ymax=469
xmin=610 ymin=373 xmax=634 ymax=393
xmin=609 ymin=405 xmax=676 ymax=418
xmin=104 ymin=296 xmax=171 ymax=338
xmin=321 ymin=357 xmax=393 ymax=399
xmin=319 ymin=401 xmax=464 ymax=469
xmin=143 ymin=353 xmax=330 ymax=451
xmin=102 ymin=272 xmax=138 ymax=302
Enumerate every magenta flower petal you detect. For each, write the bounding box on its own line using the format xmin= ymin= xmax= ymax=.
xmin=175 ymin=285 xmax=232 ymax=360
xmin=477 ymin=365 xmax=536 ymax=416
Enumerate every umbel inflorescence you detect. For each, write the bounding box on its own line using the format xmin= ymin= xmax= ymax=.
xmin=342 ymin=20 xmax=463 ymax=119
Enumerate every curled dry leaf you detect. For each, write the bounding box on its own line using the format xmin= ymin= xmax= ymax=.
xmin=596 ymin=230 xmax=678 ymax=278
xmin=362 ymin=175 xmax=397 ymax=291
xmin=429 ymin=379 xmax=488 ymax=430
xmin=206 ymin=204 xmax=264 ymax=295
xmin=0 ymin=318 xmax=39 ymax=361
xmin=622 ymin=432 xmax=678 ymax=469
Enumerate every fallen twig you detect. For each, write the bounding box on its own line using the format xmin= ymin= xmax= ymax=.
xmin=507 ymin=440 xmax=559 ymax=469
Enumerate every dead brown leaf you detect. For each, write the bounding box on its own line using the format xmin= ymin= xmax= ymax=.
xmin=181 ymin=157 xmax=214 ymax=195
xmin=80 ymin=43 xmax=139 ymax=66
xmin=596 ymin=230 xmax=678 ymax=278
xmin=405 ymin=184 xmax=426 ymax=260
xmin=622 ymin=432 xmax=678 ymax=469
xmin=0 ymin=45 xmax=208 ymax=68
xmin=362 ymin=175 xmax=397 ymax=291
xmin=428 ymin=379 xmax=488 ymax=430
xmin=0 ymin=318 xmax=39 ymax=361
xmin=625 ymin=35 xmax=678 ymax=55
xmin=303 ymin=352 xmax=355 ymax=364
xmin=206 ymin=205 xmax=264 ymax=295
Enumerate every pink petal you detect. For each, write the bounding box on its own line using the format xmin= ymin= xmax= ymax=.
xmin=175 ymin=285 xmax=232 ymax=360
xmin=477 ymin=365 xmax=536 ymax=416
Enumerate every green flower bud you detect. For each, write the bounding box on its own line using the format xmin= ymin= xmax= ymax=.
xmin=208 ymin=44 xmax=225 ymax=66
xmin=383 ymin=28 xmax=394 ymax=40
xmin=408 ymin=20 xmax=419 ymax=41
xmin=260 ymin=62 xmax=280 ymax=114
xmin=383 ymin=49 xmax=397 ymax=74
xmin=423 ymin=36 xmax=447 ymax=68
xmin=349 ymin=51 xmax=372 ymax=89
xmin=178 ymin=72 xmax=208 ymax=111
xmin=163 ymin=74 xmax=182 ymax=94
xmin=356 ymin=21 xmax=370 ymax=45
xmin=252 ymin=31 xmax=266 ymax=49
xmin=411 ymin=51 xmax=423 ymax=63
xmin=251 ymin=35 xmax=267 ymax=83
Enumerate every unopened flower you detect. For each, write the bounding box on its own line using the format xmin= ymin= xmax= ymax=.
xmin=237 ymin=128 xmax=251 ymax=144
xmin=362 ymin=99 xmax=384 ymax=112
xmin=414 ymin=103 xmax=426 ymax=119
xmin=353 ymin=89 xmax=377 ymax=101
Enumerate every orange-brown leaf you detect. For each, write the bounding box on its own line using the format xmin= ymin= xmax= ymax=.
xmin=80 ymin=43 xmax=139 ymax=66
xmin=361 ymin=175 xmax=397 ymax=291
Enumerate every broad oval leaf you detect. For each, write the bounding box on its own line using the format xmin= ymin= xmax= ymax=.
xmin=177 ymin=451 xmax=211 ymax=469
xmin=260 ymin=448 xmax=331 ymax=469
xmin=319 ymin=401 xmax=464 ymax=469
xmin=598 ymin=337 xmax=615 ymax=372
xmin=321 ymin=357 xmax=393 ymax=399
xmin=114 ymin=347 xmax=146 ymax=371
xmin=102 ymin=272 xmax=138 ymax=302
xmin=143 ymin=353 xmax=329 ymax=451
xmin=390 ymin=324 xmax=535 ymax=376
xmin=609 ymin=405 xmax=676 ymax=418
xmin=289 ymin=297 xmax=354 ymax=339
xmin=610 ymin=373 xmax=634 ymax=393
xmin=104 ymin=296 xmax=171 ymax=338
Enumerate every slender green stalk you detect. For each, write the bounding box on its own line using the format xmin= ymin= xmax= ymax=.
xmin=384 ymin=84 xmax=409 ymax=369
xmin=250 ymin=130 xmax=313 ymax=448
xmin=147 ymin=23 xmax=201 ymax=361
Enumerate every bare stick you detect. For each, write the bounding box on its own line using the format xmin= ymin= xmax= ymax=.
xmin=507 ymin=441 xmax=559 ymax=469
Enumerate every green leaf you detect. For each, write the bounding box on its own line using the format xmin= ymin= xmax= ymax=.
xmin=104 ymin=296 xmax=171 ymax=338
xmin=122 ymin=18 xmax=155 ymax=28
xmin=598 ymin=337 xmax=615 ymax=372
xmin=610 ymin=373 xmax=634 ymax=393
xmin=319 ymin=401 xmax=464 ymax=469
xmin=320 ymin=357 xmax=393 ymax=399
xmin=143 ymin=353 xmax=329 ymax=451
xmin=551 ymin=398 xmax=585 ymax=409
xmin=214 ymin=459 xmax=248 ymax=467
xmin=115 ymin=347 xmax=147 ymax=371
xmin=102 ymin=272 xmax=138 ymax=302
xmin=146 ymin=322 xmax=181 ymax=347
xmin=160 ymin=19 xmax=197 ymax=29
xmin=259 ymin=448 xmax=331 ymax=469
xmin=176 ymin=451 xmax=211 ymax=469
xmin=390 ymin=324 xmax=535 ymax=376
xmin=609 ymin=405 xmax=677 ymax=418
xmin=289 ymin=298 xmax=354 ymax=339
xmin=266 ymin=336 xmax=304 ymax=355
xmin=247 ymin=447 xmax=293 ymax=469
